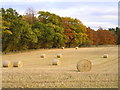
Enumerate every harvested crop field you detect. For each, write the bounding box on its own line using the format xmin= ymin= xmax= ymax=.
xmin=2 ymin=46 xmax=118 ymax=88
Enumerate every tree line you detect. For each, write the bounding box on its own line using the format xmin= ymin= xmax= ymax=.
xmin=0 ymin=8 xmax=119 ymax=52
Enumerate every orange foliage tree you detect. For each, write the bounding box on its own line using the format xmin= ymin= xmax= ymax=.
xmin=86 ymin=27 xmax=99 ymax=45
xmin=97 ymin=29 xmax=117 ymax=45
xmin=86 ymin=27 xmax=117 ymax=45
xmin=64 ymin=29 xmax=76 ymax=47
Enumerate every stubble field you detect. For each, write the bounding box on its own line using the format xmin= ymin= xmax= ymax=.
xmin=2 ymin=46 xmax=118 ymax=88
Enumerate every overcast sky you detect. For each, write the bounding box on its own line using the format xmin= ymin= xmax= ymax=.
xmin=1 ymin=0 xmax=119 ymax=30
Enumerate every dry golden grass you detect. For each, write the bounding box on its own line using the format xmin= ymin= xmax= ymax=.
xmin=2 ymin=46 xmax=118 ymax=88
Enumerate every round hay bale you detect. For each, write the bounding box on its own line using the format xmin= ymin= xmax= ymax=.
xmin=40 ymin=54 xmax=45 ymax=58
xmin=77 ymin=59 xmax=92 ymax=72
xmin=13 ymin=61 xmax=23 ymax=67
xmin=75 ymin=47 xmax=78 ymax=50
xmin=52 ymin=59 xmax=60 ymax=65
xmin=3 ymin=61 xmax=12 ymax=67
xmin=57 ymin=54 xmax=62 ymax=58
xmin=102 ymin=54 xmax=108 ymax=58
xmin=61 ymin=47 xmax=64 ymax=49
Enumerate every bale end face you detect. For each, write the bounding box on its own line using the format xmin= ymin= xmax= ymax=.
xmin=3 ymin=61 xmax=13 ymax=67
xmin=61 ymin=47 xmax=64 ymax=49
xmin=57 ymin=54 xmax=62 ymax=58
xmin=13 ymin=61 xmax=23 ymax=67
xmin=77 ymin=59 xmax=92 ymax=72
xmin=75 ymin=47 xmax=78 ymax=49
xmin=40 ymin=54 xmax=45 ymax=58
xmin=102 ymin=54 xmax=108 ymax=58
xmin=52 ymin=59 xmax=60 ymax=65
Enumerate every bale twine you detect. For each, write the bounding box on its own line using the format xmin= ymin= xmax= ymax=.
xmin=40 ymin=54 xmax=45 ymax=58
xmin=52 ymin=59 xmax=60 ymax=65
xmin=13 ymin=61 xmax=23 ymax=67
xmin=102 ymin=54 xmax=108 ymax=58
xmin=61 ymin=47 xmax=64 ymax=49
xmin=3 ymin=61 xmax=12 ymax=67
xmin=75 ymin=47 xmax=78 ymax=50
xmin=77 ymin=59 xmax=92 ymax=72
xmin=57 ymin=54 xmax=62 ymax=58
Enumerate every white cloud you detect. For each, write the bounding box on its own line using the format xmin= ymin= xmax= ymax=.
xmin=39 ymin=4 xmax=117 ymax=30
xmin=84 ymin=21 xmax=117 ymax=30
xmin=101 ymin=15 xmax=117 ymax=20
xmin=2 ymin=1 xmax=118 ymax=30
xmin=1 ymin=0 xmax=119 ymax=2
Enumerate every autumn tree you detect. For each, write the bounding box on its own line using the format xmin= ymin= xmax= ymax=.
xmin=86 ymin=27 xmax=99 ymax=45
xmin=116 ymin=27 xmax=120 ymax=44
xmin=1 ymin=8 xmax=118 ymax=53
xmin=23 ymin=8 xmax=37 ymax=24
xmin=109 ymin=27 xmax=120 ymax=44
xmin=1 ymin=8 xmax=37 ymax=52
xmin=38 ymin=11 xmax=62 ymax=26
xmin=61 ymin=17 xmax=89 ymax=47
xmin=86 ymin=27 xmax=94 ymax=44
xmin=97 ymin=28 xmax=117 ymax=45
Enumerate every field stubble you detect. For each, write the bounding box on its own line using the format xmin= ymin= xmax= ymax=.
xmin=2 ymin=46 xmax=118 ymax=88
